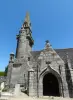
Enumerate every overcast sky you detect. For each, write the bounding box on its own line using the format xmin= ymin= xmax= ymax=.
xmin=0 ymin=0 xmax=73 ymax=71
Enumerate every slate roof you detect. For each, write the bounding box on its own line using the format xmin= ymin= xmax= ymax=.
xmin=55 ymin=48 xmax=73 ymax=68
xmin=30 ymin=51 xmax=41 ymax=60
xmin=55 ymin=48 xmax=73 ymax=61
xmin=31 ymin=48 xmax=73 ymax=68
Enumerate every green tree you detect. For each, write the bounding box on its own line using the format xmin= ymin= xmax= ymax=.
xmin=0 ymin=72 xmax=5 ymax=76
xmin=4 ymin=66 xmax=8 ymax=76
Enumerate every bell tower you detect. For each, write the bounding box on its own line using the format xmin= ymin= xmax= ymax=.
xmin=16 ymin=12 xmax=34 ymax=58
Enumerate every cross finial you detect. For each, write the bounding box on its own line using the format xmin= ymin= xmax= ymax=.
xmin=46 ymin=40 xmax=49 ymax=44
xmin=45 ymin=40 xmax=51 ymax=50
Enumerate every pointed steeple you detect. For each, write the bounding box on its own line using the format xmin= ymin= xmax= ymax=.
xmin=16 ymin=12 xmax=34 ymax=58
xmin=25 ymin=12 xmax=30 ymax=23
xmin=21 ymin=12 xmax=31 ymax=29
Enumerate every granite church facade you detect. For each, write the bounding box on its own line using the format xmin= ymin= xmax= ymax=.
xmin=6 ymin=13 xmax=73 ymax=98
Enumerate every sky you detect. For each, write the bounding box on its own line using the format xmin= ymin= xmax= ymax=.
xmin=0 ymin=0 xmax=73 ymax=71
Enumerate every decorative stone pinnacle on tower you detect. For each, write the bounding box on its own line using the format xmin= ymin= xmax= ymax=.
xmin=9 ymin=52 xmax=14 ymax=63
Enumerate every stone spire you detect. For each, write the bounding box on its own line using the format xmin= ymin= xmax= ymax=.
xmin=21 ymin=12 xmax=31 ymax=30
xmin=16 ymin=12 xmax=34 ymax=58
xmin=25 ymin=12 xmax=30 ymax=23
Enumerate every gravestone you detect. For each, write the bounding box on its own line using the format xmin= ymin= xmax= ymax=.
xmin=14 ymin=84 xmax=20 ymax=96
xmin=0 ymin=82 xmax=4 ymax=91
xmin=0 ymin=82 xmax=5 ymax=97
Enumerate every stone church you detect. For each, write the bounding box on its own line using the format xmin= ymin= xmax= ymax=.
xmin=6 ymin=13 xmax=73 ymax=98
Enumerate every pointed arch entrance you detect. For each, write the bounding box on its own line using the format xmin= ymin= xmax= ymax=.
xmin=43 ymin=73 xmax=60 ymax=96
xmin=39 ymin=68 xmax=63 ymax=97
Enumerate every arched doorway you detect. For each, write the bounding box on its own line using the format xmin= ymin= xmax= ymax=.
xmin=43 ymin=73 xmax=60 ymax=96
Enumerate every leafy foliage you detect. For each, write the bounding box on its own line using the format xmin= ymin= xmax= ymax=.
xmin=4 ymin=66 xmax=8 ymax=76
xmin=2 ymin=88 xmax=8 ymax=92
xmin=0 ymin=66 xmax=8 ymax=76
xmin=0 ymin=72 xmax=5 ymax=76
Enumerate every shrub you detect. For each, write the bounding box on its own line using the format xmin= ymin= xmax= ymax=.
xmin=4 ymin=66 xmax=8 ymax=76
xmin=2 ymin=88 xmax=8 ymax=92
xmin=0 ymin=66 xmax=8 ymax=76
xmin=0 ymin=72 xmax=5 ymax=76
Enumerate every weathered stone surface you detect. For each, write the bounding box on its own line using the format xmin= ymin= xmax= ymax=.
xmin=2 ymin=13 xmax=73 ymax=98
xmin=14 ymin=84 xmax=20 ymax=96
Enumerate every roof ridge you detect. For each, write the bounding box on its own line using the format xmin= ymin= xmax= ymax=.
xmin=55 ymin=48 xmax=73 ymax=51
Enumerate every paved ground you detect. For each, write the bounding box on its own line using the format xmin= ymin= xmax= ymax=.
xmin=0 ymin=93 xmax=73 ymax=100
xmin=0 ymin=96 xmax=73 ymax=100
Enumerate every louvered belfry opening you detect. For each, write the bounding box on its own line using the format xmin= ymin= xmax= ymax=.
xmin=43 ymin=73 xmax=60 ymax=96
